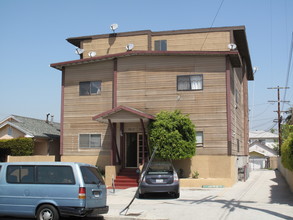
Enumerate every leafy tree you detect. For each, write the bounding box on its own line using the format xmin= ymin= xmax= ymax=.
xmin=148 ymin=110 xmax=196 ymax=160
xmin=281 ymin=132 xmax=293 ymax=171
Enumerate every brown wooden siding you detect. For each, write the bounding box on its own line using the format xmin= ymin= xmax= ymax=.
xmin=117 ymin=55 xmax=228 ymax=155
xmin=62 ymin=61 xmax=114 ymax=157
xmin=230 ymin=66 xmax=246 ymax=156
xmin=82 ymin=35 xmax=149 ymax=58
xmin=152 ymin=32 xmax=230 ymax=51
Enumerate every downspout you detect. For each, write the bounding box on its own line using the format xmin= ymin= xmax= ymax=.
xmin=113 ymin=58 xmax=118 ymax=108
xmin=60 ymin=67 xmax=65 ymax=156
xmin=226 ymin=56 xmax=232 ymax=156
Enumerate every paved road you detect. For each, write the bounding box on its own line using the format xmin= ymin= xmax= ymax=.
xmin=104 ymin=170 xmax=293 ymax=220
xmin=2 ymin=170 xmax=293 ymax=220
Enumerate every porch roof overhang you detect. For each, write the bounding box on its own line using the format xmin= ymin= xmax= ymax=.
xmin=92 ymin=105 xmax=155 ymax=123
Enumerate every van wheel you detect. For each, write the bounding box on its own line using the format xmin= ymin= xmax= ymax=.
xmin=36 ymin=204 xmax=59 ymax=220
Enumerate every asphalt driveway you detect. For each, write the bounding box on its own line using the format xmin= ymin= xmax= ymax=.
xmin=104 ymin=170 xmax=293 ymax=220
xmin=2 ymin=170 xmax=293 ymax=220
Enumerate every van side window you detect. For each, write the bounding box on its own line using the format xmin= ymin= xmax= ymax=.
xmin=81 ymin=166 xmax=104 ymax=185
xmin=36 ymin=166 xmax=75 ymax=184
xmin=7 ymin=166 xmax=35 ymax=184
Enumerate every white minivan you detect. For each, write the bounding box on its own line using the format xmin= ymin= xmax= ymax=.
xmin=0 ymin=162 xmax=108 ymax=220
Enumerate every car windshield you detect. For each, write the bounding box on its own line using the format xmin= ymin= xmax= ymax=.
xmin=147 ymin=162 xmax=173 ymax=175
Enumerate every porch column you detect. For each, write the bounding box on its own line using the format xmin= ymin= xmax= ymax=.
xmin=108 ymin=119 xmax=121 ymax=165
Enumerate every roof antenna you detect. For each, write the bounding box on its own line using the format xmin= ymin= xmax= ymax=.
xmin=46 ymin=113 xmax=50 ymax=123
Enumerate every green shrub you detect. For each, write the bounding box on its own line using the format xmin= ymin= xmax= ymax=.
xmin=0 ymin=138 xmax=34 ymax=156
xmin=148 ymin=110 xmax=196 ymax=160
xmin=281 ymin=132 xmax=293 ymax=171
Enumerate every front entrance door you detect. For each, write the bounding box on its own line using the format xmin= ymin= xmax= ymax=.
xmin=125 ymin=133 xmax=147 ymax=167
xmin=126 ymin=133 xmax=137 ymax=167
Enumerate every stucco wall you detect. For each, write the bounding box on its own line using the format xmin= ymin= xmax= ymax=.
xmin=7 ymin=155 xmax=55 ymax=162
xmin=61 ymin=155 xmax=111 ymax=169
xmin=174 ymin=155 xmax=238 ymax=187
xmin=278 ymin=158 xmax=293 ymax=192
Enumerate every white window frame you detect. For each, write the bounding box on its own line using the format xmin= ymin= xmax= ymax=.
xmin=196 ymin=131 xmax=204 ymax=147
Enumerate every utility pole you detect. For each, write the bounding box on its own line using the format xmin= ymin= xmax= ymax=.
xmin=268 ymin=86 xmax=290 ymax=156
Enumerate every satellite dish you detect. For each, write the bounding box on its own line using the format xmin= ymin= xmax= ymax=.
xmin=126 ymin=43 xmax=134 ymax=51
xmin=110 ymin=23 xmax=118 ymax=32
xmin=88 ymin=51 xmax=96 ymax=57
xmin=228 ymin=43 xmax=237 ymax=50
xmin=75 ymin=48 xmax=84 ymax=55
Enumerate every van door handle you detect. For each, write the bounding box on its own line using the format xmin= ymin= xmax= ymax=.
xmin=92 ymin=189 xmax=102 ymax=198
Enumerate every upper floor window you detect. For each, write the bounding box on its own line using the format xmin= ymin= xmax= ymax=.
xmin=79 ymin=81 xmax=101 ymax=96
xmin=177 ymin=75 xmax=203 ymax=91
xmin=196 ymin=131 xmax=204 ymax=147
xmin=79 ymin=134 xmax=101 ymax=149
xmin=154 ymin=40 xmax=167 ymax=51
xmin=8 ymin=127 xmax=12 ymax=136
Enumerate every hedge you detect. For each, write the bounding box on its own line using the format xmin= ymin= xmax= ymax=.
xmin=281 ymin=132 xmax=293 ymax=171
xmin=0 ymin=138 xmax=34 ymax=156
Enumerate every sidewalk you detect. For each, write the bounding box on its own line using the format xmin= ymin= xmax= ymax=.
xmin=102 ymin=170 xmax=293 ymax=220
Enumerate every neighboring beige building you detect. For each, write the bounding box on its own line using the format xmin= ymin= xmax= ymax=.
xmin=0 ymin=115 xmax=60 ymax=161
xmin=51 ymin=26 xmax=254 ymax=186
xmin=249 ymin=130 xmax=278 ymax=170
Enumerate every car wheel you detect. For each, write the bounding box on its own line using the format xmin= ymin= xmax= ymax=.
xmin=174 ymin=192 xmax=180 ymax=198
xmin=138 ymin=193 xmax=145 ymax=199
xmin=36 ymin=204 xmax=59 ymax=220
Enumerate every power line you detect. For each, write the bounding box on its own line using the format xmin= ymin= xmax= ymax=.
xmin=200 ymin=0 xmax=225 ymax=50
xmin=268 ymin=86 xmax=290 ymax=155
xmin=282 ymin=32 xmax=293 ymax=111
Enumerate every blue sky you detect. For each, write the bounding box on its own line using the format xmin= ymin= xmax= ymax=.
xmin=0 ymin=0 xmax=292 ymax=131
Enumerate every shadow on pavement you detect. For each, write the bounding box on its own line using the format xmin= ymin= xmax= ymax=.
xmin=177 ymin=196 xmax=293 ymax=220
xmin=270 ymin=170 xmax=293 ymax=205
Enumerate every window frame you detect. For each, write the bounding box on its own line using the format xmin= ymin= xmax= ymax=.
xmin=177 ymin=74 xmax=203 ymax=91
xmin=79 ymin=133 xmax=102 ymax=149
xmin=79 ymin=81 xmax=102 ymax=96
xmin=196 ymin=131 xmax=204 ymax=147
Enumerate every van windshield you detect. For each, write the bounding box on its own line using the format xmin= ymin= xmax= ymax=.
xmin=81 ymin=166 xmax=104 ymax=185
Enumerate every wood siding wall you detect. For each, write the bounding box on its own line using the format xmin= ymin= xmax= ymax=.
xmin=82 ymin=35 xmax=149 ymax=58
xmin=81 ymin=31 xmax=230 ymax=58
xmin=152 ymin=32 xmax=230 ymax=51
xmin=117 ymin=55 xmax=228 ymax=155
xmin=63 ymin=61 xmax=114 ymax=157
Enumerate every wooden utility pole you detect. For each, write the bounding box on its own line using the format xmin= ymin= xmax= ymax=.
xmin=268 ymin=86 xmax=290 ymax=155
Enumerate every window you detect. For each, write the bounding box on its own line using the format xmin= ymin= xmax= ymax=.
xmin=8 ymin=127 xmax=12 ymax=136
xmin=154 ymin=40 xmax=167 ymax=51
xmin=79 ymin=81 xmax=101 ymax=96
xmin=237 ymin=139 xmax=240 ymax=152
xmin=81 ymin=166 xmax=104 ymax=184
xmin=177 ymin=75 xmax=203 ymax=91
xmin=36 ymin=166 xmax=75 ymax=184
xmin=6 ymin=166 xmax=35 ymax=184
xmin=235 ymin=89 xmax=239 ymax=104
xmin=79 ymin=134 xmax=101 ymax=149
xmin=196 ymin=131 xmax=204 ymax=147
